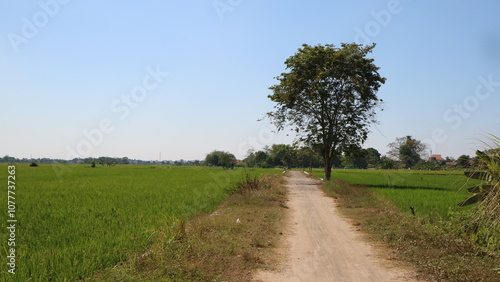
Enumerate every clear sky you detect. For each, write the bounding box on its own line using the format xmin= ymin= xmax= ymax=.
xmin=1 ymin=0 xmax=499 ymax=161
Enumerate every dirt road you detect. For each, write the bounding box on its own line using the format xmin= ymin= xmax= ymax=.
xmin=255 ymin=171 xmax=417 ymax=282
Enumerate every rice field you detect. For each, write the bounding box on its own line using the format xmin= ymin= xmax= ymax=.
xmin=0 ymin=164 xmax=280 ymax=281
xmin=313 ymin=169 xmax=481 ymax=220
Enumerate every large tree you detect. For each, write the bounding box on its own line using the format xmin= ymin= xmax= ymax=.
xmin=457 ymin=154 xmax=471 ymax=168
xmin=387 ymin=136 xmax=427 ymax=168
xmin=343 ymin=145 xmax=368 ymax=169
xmin=296 ymin=146 xmax=323 ymax=169
xmin=365 ymin=147 xmax=382 ymax=168
xmin=267 ymin=43 xmax=386 ymax=180
xmin=205 ymin=150 xmax=236 ymax=169
xmin=269 ymin=144 xmax=297 ymax=168
xmin=343 ymin=146 xmax=382 ymax=169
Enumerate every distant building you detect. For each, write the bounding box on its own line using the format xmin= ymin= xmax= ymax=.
xmin=428 ymin=154 xmax=443 ymax=163
xmin=428 ymin=154 xmax=457 ymax=166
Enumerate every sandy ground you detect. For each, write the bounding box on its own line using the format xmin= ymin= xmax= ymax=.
xmin=254 ymin=171 xmax=418 ymax=282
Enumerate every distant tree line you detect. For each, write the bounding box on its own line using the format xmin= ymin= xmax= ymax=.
xmin=205 ymin=136 xmax=486 ymax=171
xmin=242 ymin=144 xmax=390 ymax=170
xmin=244 ymin=145 xmax=323 ymax=169
xmin=0 ymin=156 xmax=70 ymax=164
xmin=0 ymin=155 xmax=203 ymax=166
xmin=376 ymin=135 xmax=485 ymax=170
xmin=204 ymin=144 xmax=383 ymax=170
xmin=4 ymin=135 xmax=487 ymax=171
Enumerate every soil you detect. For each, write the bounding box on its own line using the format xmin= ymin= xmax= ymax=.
xmin=254 ymin=170 xmax=419 ymax=282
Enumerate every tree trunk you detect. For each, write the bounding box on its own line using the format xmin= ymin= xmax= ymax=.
xmin=324 ymin=157 xmax=332 ymax=180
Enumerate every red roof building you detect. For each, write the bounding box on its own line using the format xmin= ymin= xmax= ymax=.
xmin=428 ymin=154 xmax=443 ymax=162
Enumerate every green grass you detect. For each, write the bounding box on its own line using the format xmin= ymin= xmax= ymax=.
xmin=312 ymin=169 xmax=481 ymax=220
xmin=92 ymin=174 xmax=288 ymax=281
xmin=0 ymin=164 xmax=280 ymax=281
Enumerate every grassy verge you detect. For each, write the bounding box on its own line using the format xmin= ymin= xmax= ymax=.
xmin=312 ymin=169 xmax=479 ymax=220
xmin=320 ymin=178 xmax=499 ymax=281
xmin=89 ymin=174 xmax=288 ymax=281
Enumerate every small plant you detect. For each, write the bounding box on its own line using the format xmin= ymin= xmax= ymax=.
xmin=30 ymin=161 xmax=38 ymax=167
xmin=226 ymin=174 xmax=262 ymax=194
xmin=90 ymin=160 xmax=96 ymax=168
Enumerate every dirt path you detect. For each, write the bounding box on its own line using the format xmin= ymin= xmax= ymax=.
xmin=255 ymin=171 xmax=418 ymax=282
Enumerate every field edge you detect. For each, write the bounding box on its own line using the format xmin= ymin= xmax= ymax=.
xmin=88 ymin=173 xmax=289 ymax=281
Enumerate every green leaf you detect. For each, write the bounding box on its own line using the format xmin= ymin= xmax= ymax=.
xmin=467 ymin=184 xmax=482 ymax=193
xmin=458 ymin=194 xmax=482 ymax=207
xmin=464 ymin=171 xmax=491 ymax=181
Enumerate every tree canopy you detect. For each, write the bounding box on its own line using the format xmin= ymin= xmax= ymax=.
xmin=343 ymin=146 xmax=381 ymax=169
xmin=457 ymin=155 xmax=471 ymax=168
xmin=387 ymin=136 xmax=428 ymax=168
xmin=267 ymin=43 xmax=386 ymax=180
xmin=204 ymin=150 xmax=236 ymax=169
xmin=244 ymin=145 xmax=323 ymax=168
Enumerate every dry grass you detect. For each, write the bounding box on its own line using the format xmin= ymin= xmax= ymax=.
xmin=88 ymin=174 xmax=288 ymax=281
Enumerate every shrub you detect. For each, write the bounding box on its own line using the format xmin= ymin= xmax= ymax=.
xmin=458 ymin=134 xmax=499 ymax=255
xmin=226 ymin=174 xmax=262 ymax=194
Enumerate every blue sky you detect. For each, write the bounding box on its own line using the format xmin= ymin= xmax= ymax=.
xmin=1 ymin=0 xmax=499 ymax=161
